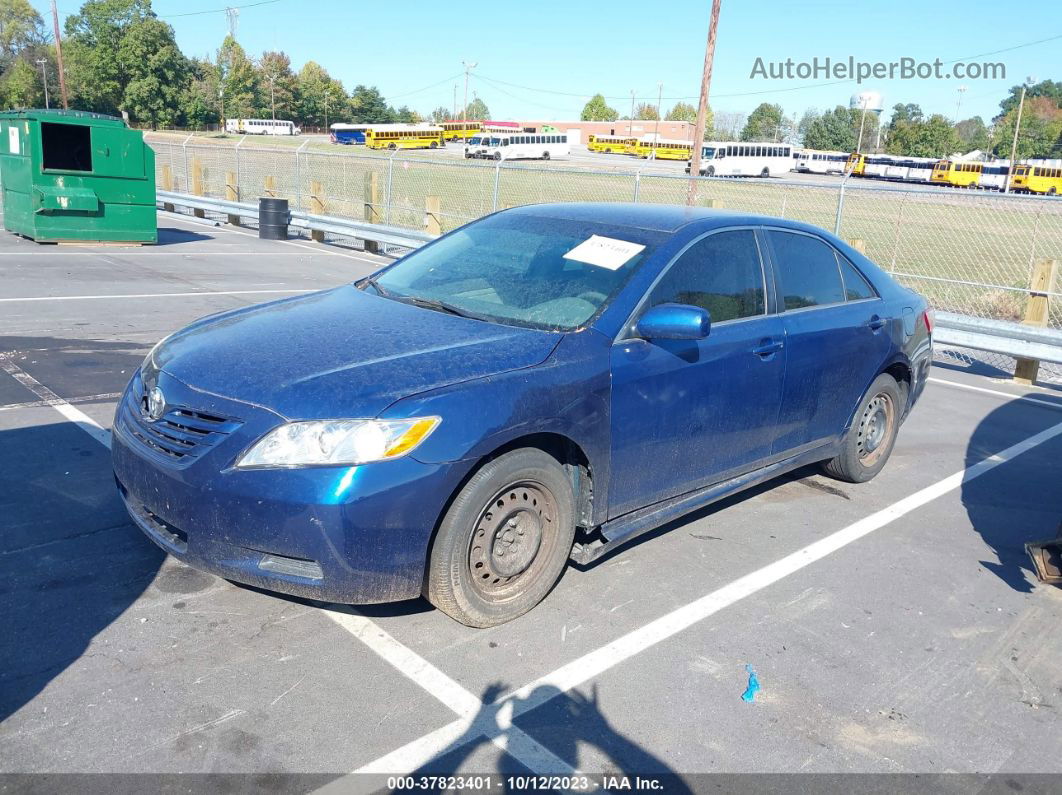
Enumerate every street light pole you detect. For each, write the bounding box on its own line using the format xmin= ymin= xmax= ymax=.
xmin=855 ymin=96 xmax=869 ymax=154
xmin=49 ymin=0 xmax=68 ymax=108
xmin=687 ymin=0 xmax=723 ymax=204
xmin=955 ymin=85 xmax=967 ymax=121
xmin=269 ymin=75 xmax=277 ymax=127
xmin=36 ymin=58 xmax=49 ymax=109
xmin=653 ymin=82 xmax=663 ymax=146
xmin=1004 ymin=81 xmax=1031 ymax=194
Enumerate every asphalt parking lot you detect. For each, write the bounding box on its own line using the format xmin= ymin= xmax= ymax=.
xmin=2 ymin=212 xmax=1062 ymax=786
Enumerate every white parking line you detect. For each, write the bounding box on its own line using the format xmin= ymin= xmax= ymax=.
xmin=929 ymin=377 xmax=1062 ymax=411
xmin=0 ymin=356 xmax=111 ymax=448
xmin=0 ymin=391 xmax=121 ymax=412
xmin=327 ymin=611 xmax=581 ymax=777
xmin=0 ymin=289 xmax=315 ymax=303
xmin=354 ymin=414 xmax=1062 ymax=774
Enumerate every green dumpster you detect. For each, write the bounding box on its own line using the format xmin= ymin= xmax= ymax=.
xmin=0 ymin=109 xmax=156 ymax=244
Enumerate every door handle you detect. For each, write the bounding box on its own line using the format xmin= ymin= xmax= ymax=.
xmin=752 ymin=338 xmax=784 ymax=357
xmin=867 ymin=315 xmax=885 ymax=331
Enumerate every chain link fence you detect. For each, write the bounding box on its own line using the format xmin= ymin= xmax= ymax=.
xmin=147 ymin=135 xmax=1062 ymax=382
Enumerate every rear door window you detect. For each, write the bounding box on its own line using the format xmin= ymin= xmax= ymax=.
xmin=769 ymin=230 xmax=845 ymax=310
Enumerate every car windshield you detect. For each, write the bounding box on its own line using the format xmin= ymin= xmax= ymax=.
xmin=367 ymin=213 xmax=664 ymax=331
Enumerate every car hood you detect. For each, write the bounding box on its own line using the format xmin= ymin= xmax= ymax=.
xmin=156 ymin=285 xmax=560 ymax=419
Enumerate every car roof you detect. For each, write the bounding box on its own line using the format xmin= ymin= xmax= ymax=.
xmin=505 ymin=202 xmax=824 ymax=235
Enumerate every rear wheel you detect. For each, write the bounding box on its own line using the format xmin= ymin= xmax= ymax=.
xmin=760 ymin=167 xmax=770 ymax=177
xmin=821 ymin=373 xmax=901 ymax=483
xmin=388 ymin=143 xmax=397 ymax=151
xmin=706 ymin=166 xmax=715 ymax=177
xmin=426 ymin=449 xmax=575 ymax=627
xmin=542 ymin=151 xmax=550 ymax=160
xmin=494 ymin=152 xmax=502 ymax=161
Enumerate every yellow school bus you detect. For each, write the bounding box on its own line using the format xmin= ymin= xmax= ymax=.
xmin=845 ymin=152 xmax=866 ymax=175
xmin=440 ymin=121 xmax=481 ymax=141
xmin=365 ymin=124 xmax=445 ymax=150
xmin=1011 ymin=164 xmax=1062 ymax=195
xmin=587 ymin=135 xmax=637 ymax=154
xmin=931 ymin=160 xmax=983 ymax=188
xmin=631 ymin=138 xmax=694 ymax=160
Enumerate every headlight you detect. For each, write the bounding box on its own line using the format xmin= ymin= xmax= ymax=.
xmin=236 ymin=417 xmax=441 ymax=468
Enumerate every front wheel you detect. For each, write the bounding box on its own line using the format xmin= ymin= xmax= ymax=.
xmin=426 ymin=449 xmax=576 ymax=627
xmin=542 ymin=151 xmax=550 ymax=160
xmin=821 ymin=373 xmax=902 ymax=483
xmin=493 ymin=152 xmax=502 ymax=161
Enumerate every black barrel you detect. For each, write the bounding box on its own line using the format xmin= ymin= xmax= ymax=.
xmin=258 ymin=197 xmax=289 ymax=240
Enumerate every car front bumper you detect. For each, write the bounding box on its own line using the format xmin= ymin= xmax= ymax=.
xmin=112 ymin=370 xmax=467 ymax=604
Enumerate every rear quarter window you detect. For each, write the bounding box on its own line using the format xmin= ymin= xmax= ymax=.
xmin=768 ymin=230 xmax=845 ymax=310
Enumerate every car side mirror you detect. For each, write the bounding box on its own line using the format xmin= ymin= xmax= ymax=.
xmin=635 ymin=304 xmax=711 ymax=341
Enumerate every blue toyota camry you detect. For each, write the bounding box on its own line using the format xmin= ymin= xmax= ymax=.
xmin=113 ymin=204 xmax=932 ymax=626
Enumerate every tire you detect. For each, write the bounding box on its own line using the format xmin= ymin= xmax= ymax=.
xmin=430 ymin=141 xmax=438 ymax=149
xmin=493 ymin=152 xmax=502 ymax=161
xmin=542 ymin=151 xmax=550 ymax=160
xmin=821 ymin=373 xmax=902 ymax=484
xmin=760 ymin=167 xmax=770 ymax=178
xmin=706 ymin=166 xmax=715 ymax=177
xmin=1049 ymin=187 xmax=1058 ymax=196
xmin=388 ymin=143 xmax=397 ymax=151
xmin=426 ymin=448 xmax=576 ymax=627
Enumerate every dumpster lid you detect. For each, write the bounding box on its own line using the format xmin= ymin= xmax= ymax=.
xmin=0 ymin=109 xmax=127 ymax=127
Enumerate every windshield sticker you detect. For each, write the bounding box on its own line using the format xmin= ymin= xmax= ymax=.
xmin=563 ymin=235 xmax=645 ymax=270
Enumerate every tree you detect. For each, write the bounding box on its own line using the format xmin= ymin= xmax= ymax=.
xmin=118 ymin=16 xmax=187 ymax=128
xmin=795 ymin=108 xmax=819 ymax=145
xmin=953 ymin=116 xmax=990 ymax=153
xmin=462 ymin=96 xmax=489 ymax=121
xmin=885 ymin=113 xmax=957 ymax=158
xmin=63 ymin=0 xmax=157 ymax=114
xmin=664 ymin=101 xmax=696 ymax=123
xmin=889 ymin=102 xmax=923 ymax=125
xmin=740 ymin=102 xmax=784 ymax=141
xmin=0 ymin=55 xmax=39 ymax=106
xmin=580 ymin=93 xmax=618 ymax=121
xmin=393 ymin=105 xmax=419 ymax=123
xmin=633 ymin=102 xmax=659 ymax=121
xmin=991 ymin=97 xmax=1062 ymax=159
xmin=429 ymin=105 xmax=451 ymax=123
xmin=182 ymin=57 xmax=219 ymax=129
xmin=995 ymin=80 xmax=1062 ymax=123
xmin=256 ymin=50 xmax=295 ymax=120
xmin=802 ymin=106 xmax=857 ymax=151
xmin=0 ymin=0 xmax=48 ymax=63
xmin=712 ymin=110 xmax=745 ymax=141
xmin=217 ymin=34 xmax=257 ymax=119
xmin=349 ymin=84 xmax=392 ymax=122
xmin=293 ymin=61 xmax=346 ymax=128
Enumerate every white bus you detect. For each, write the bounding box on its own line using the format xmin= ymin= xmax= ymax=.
xmin=482 ymin=132 xmax=570 ymax=161
xmin=688 ymin=142 xmax=793 ymax=177
xmin=225 ymin=118 xmax=301 ymax=136
xmin=863 ymin=154 xmax=938 ymax=182
xmin=795 ymin=149 xmax=848 ymax=174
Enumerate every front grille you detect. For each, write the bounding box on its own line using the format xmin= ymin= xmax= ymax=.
xmin=118 ymin=388 xmax=241 ymax=466
xmin=115 ymin=477 xmax=188 ymax=552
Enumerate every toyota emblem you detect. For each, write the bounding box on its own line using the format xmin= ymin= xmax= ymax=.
xmin=145 ymin=386 xmax=166 ymax=422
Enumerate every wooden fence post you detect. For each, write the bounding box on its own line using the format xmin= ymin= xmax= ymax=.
xmin=1013 ymin=257 xmax=1059 ymax=385
xmin=160 ymin=164 xmax=174 ymax=212
xmin=264 ymin=175 xmax=277 ymax=198
xmin=848 ymin=238 xmax=867 ymax=255
xmin=190 ymin=158 xmax=205 ymax=218
xmin=225 ymin=170 xmax=240 ymax=226
xmin=309 ymin=180 xmax=325 ymax=243
xmin=705 ymin=198 xmax=723 ymax=209
xmin=424 ymin=195 xmax=442 ymax=237
xmin=363 ymin=172 xmax=381 ymax=254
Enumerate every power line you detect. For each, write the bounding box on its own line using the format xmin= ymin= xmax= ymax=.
xmin=159 ymin=0 xmax=284 ymax=20
xmin=385 ymin=72 xmax=464 ymax=101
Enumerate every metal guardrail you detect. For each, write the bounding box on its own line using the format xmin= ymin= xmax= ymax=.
xmin=156 ymin=190 xmax=434 ymax=250
xmin=934 ymin=312 xmax=1062 ymax=364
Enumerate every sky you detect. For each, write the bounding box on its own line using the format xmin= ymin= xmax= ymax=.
xmin=43 ymin=0 xmax=1061 ymax=125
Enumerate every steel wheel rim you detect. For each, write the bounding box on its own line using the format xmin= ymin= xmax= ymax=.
xmin=467 ymin=480 xmax=558 ymax=601
xmin=857 ymin=391 xmax=895 ymax=467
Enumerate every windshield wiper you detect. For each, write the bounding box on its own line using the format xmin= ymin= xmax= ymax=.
xmin=361 ymin=274 xmax=392 ymax=297
xmin=401 ymin=295 xmax=480 ymax=319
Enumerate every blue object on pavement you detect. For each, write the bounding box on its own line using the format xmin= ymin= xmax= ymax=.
xmin=741 ymin=664 xmax=761 ymax=702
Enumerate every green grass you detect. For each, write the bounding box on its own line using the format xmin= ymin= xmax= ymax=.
xmin=146 ymin=134 xmax=1062 ymax=328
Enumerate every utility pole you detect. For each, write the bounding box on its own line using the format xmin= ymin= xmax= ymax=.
xmin=855 ymin=96 xmax=869 ymax=154
xmin=628 ymin=90 xmax=635 ymax=136
xmin=323 ymin=90 xmax=329 ymax=131
xmin=50 ymin=0 xmax=68 ymax=109
xmin=461 ymin=61 xmax=477 ymax=121
xmin=1004 ymin=80 xmax=1031 ymax=194
xmin=453 ymin=84 xmax=457 ymax=121
xmin=955 ymin=85 xmax=967 ymax=121
xmin=218 ymin=86 xmax=224 ymax=130
xmin=653 ymin=82 xmax=663 ymax=145
xmin=36 ymin=58 xmax=49 ymax=109
xmin=687 ymin=0 xmax=723 ymax=204
xmin=268 ymin=74 xmax=277 ymax=126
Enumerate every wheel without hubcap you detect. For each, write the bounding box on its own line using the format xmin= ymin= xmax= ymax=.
xmin=426 ymin=448 xmax=575 ymax=627
xmin=821 ymin=373 xmax=902 ymax=484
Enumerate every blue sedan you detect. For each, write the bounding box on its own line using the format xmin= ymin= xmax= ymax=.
xmin=113 ymin=204 xmax=932 ymax=626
